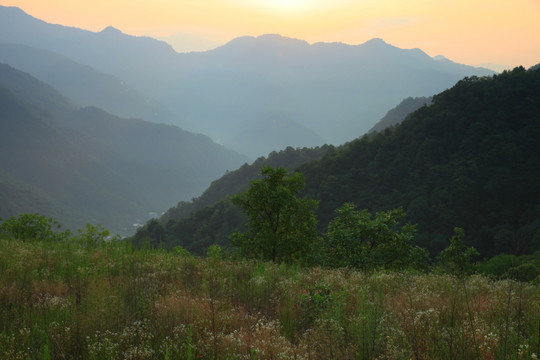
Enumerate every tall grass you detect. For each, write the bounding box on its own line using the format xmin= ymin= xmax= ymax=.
xmin=0 ymin=237 xmax=538 ymax=359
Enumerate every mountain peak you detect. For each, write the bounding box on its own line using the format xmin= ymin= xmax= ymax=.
xmin=225 ymin=33 xmax=308 ymax=46
xmin=255 ymin=34 xmax=309 ymax=47
xmin=101 ymin=26 xmax=122 ymax=34
xmin=433 ymin=54 xmax=450 ymax=61
xmin=0 ymin=5 xmax=26 ymax=15
xmin=363 ymin=38 xmax=389 ymax=46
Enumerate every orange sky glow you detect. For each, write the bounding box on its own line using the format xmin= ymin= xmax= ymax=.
xmin=1 ymin=0 xmax=539 ymax=69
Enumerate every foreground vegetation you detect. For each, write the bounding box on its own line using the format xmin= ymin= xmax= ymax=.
xmin=1 ymin=218 xmax=539 ymax=359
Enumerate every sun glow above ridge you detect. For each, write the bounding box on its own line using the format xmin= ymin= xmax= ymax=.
xmin=267 ymin=0 xmax=310 ymax=11
xmin=245 ymin=0 xmax=316 ymax=14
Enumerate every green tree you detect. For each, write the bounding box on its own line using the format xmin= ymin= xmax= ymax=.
xmin=230 ymin=166 xmax=319 ymax=264
xmin=74 ymin=223 xmax=119 ymax=247
xmin=132 ymin=219 xmax=165 ymax=248
xmin=324 ymin=203 xmax=429 ymax=270
xmin=437 ymin=227 xmax=479 ymax=276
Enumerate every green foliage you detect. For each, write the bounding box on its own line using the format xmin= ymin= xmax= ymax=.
xmin=131 ymin=219 xmax=165 ymax=248
xmin=75 ymin=223 xmax=118 ymax=247
xmin=130 ymin=199 xmax=245 ymax=255
xmin=131 ymin=145 xmax=331 ymax=256
xmin=41 ymin=340 xmax=51 ymax=360
xmin=475 ymin=252 xmax=518 ymax=278
xmin=324 ymin=203 xmax=428 ymax=270
xmin=507 ymin=263 xmax=539 ymax=283
xmin=206 ymin=244 xmax=226 ymax=260
xmin=172 ymin=245 xmax=193 ymax=258
xmin=437 ymin=227 xmax=479 ymax=276
xmin=299 ymin=67 xmax=540 ymax=257
xmin=160 ymin=145 xmax=331 ymax=224
xmin=296 ymin=281 xmax=335 ymax=331
xmin=231 ymin=166 xmax=319 ymax=264
xmin=0 ymin=213 xmax=70 ymax=242
xmin=476 ymin=251 xmax=540 ymax=282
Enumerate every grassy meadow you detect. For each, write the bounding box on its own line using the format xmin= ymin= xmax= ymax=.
xmin=0 ymin=236 xmax=539 ymax=360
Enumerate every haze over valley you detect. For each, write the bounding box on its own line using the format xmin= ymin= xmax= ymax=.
xmin=0 ymin=6 xmax=495 ymax=157
xmin=0 ymin=3 xmax=537 ymax=240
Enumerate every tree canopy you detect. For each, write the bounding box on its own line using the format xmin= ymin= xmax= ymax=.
xmin=324 ymin=203 xmax=429 ymax=270
xmin=230 ymin=166 xmax=319 ymax=263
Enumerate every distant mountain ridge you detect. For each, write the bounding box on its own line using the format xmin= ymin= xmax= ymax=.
xmin=173 ymin=34 xmax=493 ymax=148
xmin=223 ymin=113 xmax=326 ymax=159
xmin=0 ymin=64 xmax=247 ymax=233
xmin=369 ymin=96 xmax=433 ymax=133
xmin=1 ymin=5 xmax=494 ymax=157
xmin=0 ymin=43 xmax=185 ymax=127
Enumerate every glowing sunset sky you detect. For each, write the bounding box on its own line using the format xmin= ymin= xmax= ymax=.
xmin=1 ymin=0 xmax=539 ymax=69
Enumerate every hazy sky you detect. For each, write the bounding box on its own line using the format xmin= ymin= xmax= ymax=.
xmin=2 ymin=0 xmax=539 ymax=69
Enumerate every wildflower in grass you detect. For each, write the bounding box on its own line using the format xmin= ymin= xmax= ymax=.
xmin=33 ymin=294 xmax=70 ymax=310
xmin=87 ymin=331 xmax=120 ymax=360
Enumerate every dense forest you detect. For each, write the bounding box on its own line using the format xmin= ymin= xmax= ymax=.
xmin=132 ymin=67 xmax=540 ymax=259
xmin=300 ymin=66 xmax=540 ymax=257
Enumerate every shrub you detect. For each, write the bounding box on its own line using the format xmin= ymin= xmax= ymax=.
xmin=0 ymin=213 xmax=69 ymax=242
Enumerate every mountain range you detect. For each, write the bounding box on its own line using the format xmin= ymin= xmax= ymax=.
xmin=3 ymin=4 xmax=532 ymax=250
xmin=0 ymin=5 xmax=494 ymax=158
xmin=0 ymin=43 xmax=183 ymax=127
xmin=0 ymin=64 xmax=247 ymax=233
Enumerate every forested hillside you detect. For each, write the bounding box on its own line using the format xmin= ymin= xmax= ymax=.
xmin=132 ymin=67 xmax=540 ymax=258
xmin=134 ymin=146 xmax=331 ymax=252
xmin=300 ymin=66 xmax=540 ymax=256
xmin=161 ymin=145 xmax=331 ymax=223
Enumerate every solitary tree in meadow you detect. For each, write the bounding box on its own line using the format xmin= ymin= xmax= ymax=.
xmin=230 ymin=166 xmax=319 ymax=263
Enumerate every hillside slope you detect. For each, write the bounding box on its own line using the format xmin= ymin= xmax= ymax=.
xmin=300 ymin=67 xmax=540 ymax=256
xmin=0 ymin=43 xmax=184 ymax=127
xmin=0 ymin=64 xmax=247 ymax=233
xmin=160 ymin=146 xmax=331 ymax=222
xmin=368 ymin=96 xmax=432 ymax=133
xmin=133 ymin=68 xmax=540 ymax=257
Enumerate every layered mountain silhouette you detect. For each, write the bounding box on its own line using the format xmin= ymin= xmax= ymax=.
xmin=223 ymin=113 xmax=325 ymax=159
xmin=0 ymin=43 xmax=186 ymax=128
xmin=368 ymin=96 xmax=432 ymax=133
xmin=1 ymin=5 xmax=494 ymax=157
xmin=0 ymin=64 xmax=247 ymax=233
